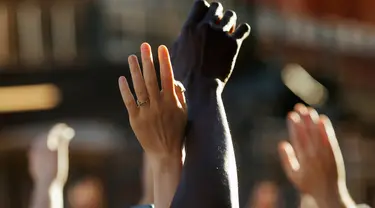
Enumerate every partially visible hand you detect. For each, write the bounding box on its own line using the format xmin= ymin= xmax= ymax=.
xmin=171 ymin=1 xmax=251 ymax=87
xmin=119 ymin=43 xmax=187 ymax=160
xmin=28 ymin=135 xmax=58 ymax=184
xmin=278 ymin=104 xmax=355 ymax=208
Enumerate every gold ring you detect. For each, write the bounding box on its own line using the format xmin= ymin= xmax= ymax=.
xmin=137 ymin=99 xmax=149 ymax=107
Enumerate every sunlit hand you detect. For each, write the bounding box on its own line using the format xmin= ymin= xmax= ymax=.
xmin=171 ymin=1 xmax=251 ymax=87
xmin=119 ymin=43 xmax=187 ymax=159
xmin=278 ymin=104 xmax=355 ymax=208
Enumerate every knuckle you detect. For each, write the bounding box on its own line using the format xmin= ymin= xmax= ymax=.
xmin=211 ymin=2 xmax=222 ymax=8
xmin=225 ymin=10 xmax=236 ymax=17
xmin=136 ymin=90 xmax=148 ymax=99
xmin=125 ymin=99 xmax=136 ymax=109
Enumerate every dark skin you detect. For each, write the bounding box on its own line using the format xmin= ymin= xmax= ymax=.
xmin=170 ymin=1 xmax=250 ymax=207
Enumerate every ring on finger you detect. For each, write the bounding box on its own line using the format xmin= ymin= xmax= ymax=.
xmin=137 ymin=98 xmax=149 ymax=107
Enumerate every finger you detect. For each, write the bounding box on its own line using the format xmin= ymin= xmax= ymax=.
xmin=317 ymin=115 xmax=334 ymax=158
xmin=128 ymin=55 xmax=149 ymax=103
xmin=203 ymin=2 xmax=223 ymax=23
xmin=219 ymin=10 xmax=237 ymax=32
xmin=118 ymin=76 xmax=138 ymax=115
xmin=278 ymin=141 xmax=300 ymax=181
xmin=293 ymin=104 xmax=311 ymax=146
xmin=294 ymin=104 xmax=315 ymax=153
xmin=306 ymin=107 xmax=322 ymax=148
xmin=140 ymin=43 xmax=159 ymax=101
xmin=158 ymin=45 xmax=176 ymax=97
xmin=287 ymin=112 xmax=305 ymax=160
xmin=184 ymin=0 xmax=210 ymax=27
xmin=174 ymin=81 xmax=187 ymax=110
xmin=319 ymin=115 xmax=346 ymax=171
xmin=232 ymin=23 xmax=251 ymax=41
xmin=319 ymin=115 xmax=339 ymax=151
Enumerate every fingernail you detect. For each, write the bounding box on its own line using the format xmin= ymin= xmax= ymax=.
xmin=289 ymin=112 xmax=300 ymax=123
xmin=299 ymin=106 xmax=309 ymax=115
xmin=309 ymin=108 xmax=320 ymax=124
xmin=128 ymin=54 xmax=136 ymax=62
xmin=141 ymin=43 xmax=149 ymax=52
xmin=294 ymin=103 xmax=307 ymax=114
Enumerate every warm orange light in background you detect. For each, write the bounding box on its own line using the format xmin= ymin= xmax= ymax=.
xmin=0 ymin=84 xmax=61 ymax=113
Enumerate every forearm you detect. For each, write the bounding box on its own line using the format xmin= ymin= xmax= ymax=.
xmin=150 ymin=156 xmax=182 ymax=208
xmin=172 ymin=79 xmax=239 ymax=208
xmin=140 ymin=154 xmax=154 ymax=204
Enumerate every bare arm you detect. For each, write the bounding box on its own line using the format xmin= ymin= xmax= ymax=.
xmin=171 ymin=79 xmax=238 ymax=208
xmin=170 ymin=1 xmax=250 ymax=207
xmin=139 ymin=154 xmax=154 ymax=205
xmin=150 ymin=156 xmax=183 ymax=208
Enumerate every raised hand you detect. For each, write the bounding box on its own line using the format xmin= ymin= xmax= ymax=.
xmin=171 ymin=1 xmax=250 ymax=87
xmin=278 ymin=104 xmax=355 ymax=208
xmin=170 ymin=2 xmax=248 ymax=207
xmin=29 ymin=124 xmax=74 ymax=208
xmin=119 ymin=43 xmax=187 ymax=159
xmin=119 ymin=43 xmax=187 ymax=208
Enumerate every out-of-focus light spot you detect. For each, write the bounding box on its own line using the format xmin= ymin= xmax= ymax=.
xmin=281 ymin=64 xmax=328 ymax=106
xmin=0 ymin=84 xmax=61 ymax=113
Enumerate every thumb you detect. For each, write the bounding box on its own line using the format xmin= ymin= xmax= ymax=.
xmin=174 ymin=81 xmax=187 ymax=111
xmin=278 ymin=141 xmax=300 ymax=182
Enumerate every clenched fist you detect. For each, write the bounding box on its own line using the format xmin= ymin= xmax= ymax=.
xmin=171 ymin=1 xmax=250 ymax=88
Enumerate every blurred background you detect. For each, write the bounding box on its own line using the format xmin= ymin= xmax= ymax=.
xmin=0 ymin=0 xmax=375 ymax=207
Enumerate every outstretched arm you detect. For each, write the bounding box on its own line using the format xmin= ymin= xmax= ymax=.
xmin=172 ymin=79 xmax=238 ymax=208
xmin=171 ymin=1 xmax=251 ymax=207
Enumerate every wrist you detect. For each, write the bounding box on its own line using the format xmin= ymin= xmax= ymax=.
xmin=139 ymin=196 xmax=154 ymax=205
xmin=313 ymin=186 xmax=356 ymax=208
xmin=188 ymin=77 xmax=223 ymax=106
xmin=148 ymin=154 xmax=182 ymax=172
